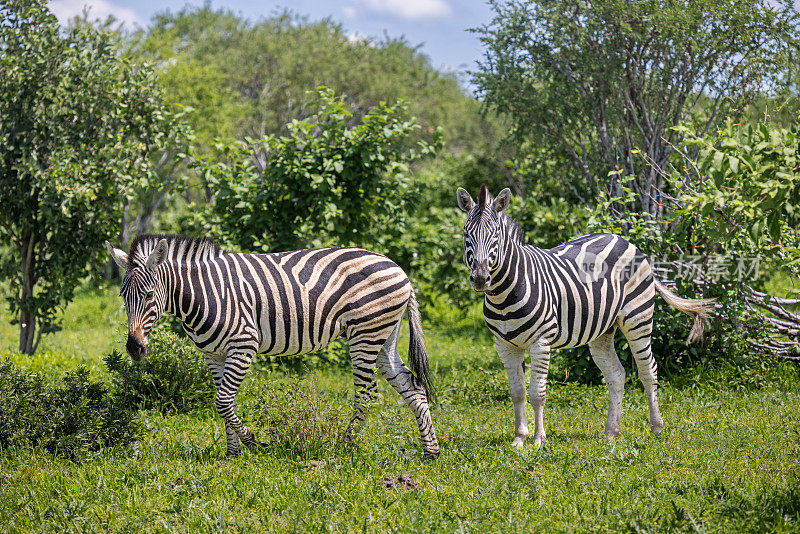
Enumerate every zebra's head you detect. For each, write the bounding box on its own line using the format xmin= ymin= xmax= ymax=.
xmin=106 ymin=238 xmax=170 ymax=361
xmin=456 ymin=184 xmax=511 ymax=292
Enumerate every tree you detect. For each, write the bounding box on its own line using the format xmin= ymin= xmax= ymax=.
xmin=134 ymin=6 xmax=495 ymax=157
xmin=0 ymin=1 xmax=184 ymax=353
xmin=193 ymin=88 xmax=441 ymax=253
xmin=675 ymin=119 xmax=800 ymax=357
xmin=473 ymin=0 xmax=799 ymax=220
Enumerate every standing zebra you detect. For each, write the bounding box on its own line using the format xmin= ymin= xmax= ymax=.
xmin=456 ymin=185 xmax=714 ymax=446
xmin=106 ymin=234 xmax=439 ymax=459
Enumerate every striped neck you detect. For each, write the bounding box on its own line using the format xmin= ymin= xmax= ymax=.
xmin=127 ymin=234 xmax=224 ymax=324
xmin=485 ymin=214 xmax=535 ymax=298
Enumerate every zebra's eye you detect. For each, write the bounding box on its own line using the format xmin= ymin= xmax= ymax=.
xmin=145 ymin=289 xmax=155 ymax=300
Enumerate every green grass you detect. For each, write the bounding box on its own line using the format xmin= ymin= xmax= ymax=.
xmin=0 ymin=285 xmax=124 ymax=377
xmin=1 ymin=289 xmax=799 ymax=532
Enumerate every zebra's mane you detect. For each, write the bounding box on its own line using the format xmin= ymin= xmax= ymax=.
xmin=475 ymin=184 xmax=527 ymax=246
xmin=500 ymin=212 xmax=527 ymax=245
xmin=128 ymin=234 xmax=223 ymax=266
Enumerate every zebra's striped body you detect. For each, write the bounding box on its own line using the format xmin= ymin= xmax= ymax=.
xmin=480 ymin=232 xmax=653 ymax=350
xmin=457 ymin=185 xmax=713 ymax=446
xmin=107 ymin=235 xmax=439 ymax=459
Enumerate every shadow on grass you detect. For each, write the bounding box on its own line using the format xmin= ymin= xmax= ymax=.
xmin=716 ymin=482 xmax=800 ymax=532
xmin=625 ymin=477 xmax=800 ymax=533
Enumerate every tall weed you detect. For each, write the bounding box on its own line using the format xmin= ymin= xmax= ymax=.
xmin=248 ymin=375 xmax=350 ymax=460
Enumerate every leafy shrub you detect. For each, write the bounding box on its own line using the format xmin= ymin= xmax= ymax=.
xmin=0 ymin=359 xmax=141 ymax=460
xmin=255 ymin=337 xmax=351 ymax=371
xmin=248 ymin=375 xmax=350 ymax=460
xmin=193 ymin=87 xmax=441 ymax=254
xmin=104 ymin=326 xmax=214 ymax=414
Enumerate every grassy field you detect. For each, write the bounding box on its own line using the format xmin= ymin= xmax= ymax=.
xmin=1 ymin=288 xmax=800 ymax=532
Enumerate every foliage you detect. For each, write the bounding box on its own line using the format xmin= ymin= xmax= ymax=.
xmin=255 ymin=338 xmax=351 ymax=371
xmin=473 ymin=0 xmax=800 ymax=218
xmin=677 ymin=120 xmax=800 ymax=251
xmin=0 ymin=359 xmax=141 ymax=460
xmin=0 ymin=1 xmax=185 ymax=353
xmin=104 ymin=327 xmax=214 ymax=414
xmin=133 ymin=6 xmax=495 ymax=155
xmin=193 ymin=88 xmax=442 ymax=253
xmin=556 ymin=118 xmax=800 ymax=382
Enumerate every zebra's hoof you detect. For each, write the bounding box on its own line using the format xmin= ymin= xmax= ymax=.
xmin=511 ymin=436 xmax=526 ymax=448
xmin=650 ymin=421 xmax=664 ymax=434
xmin=225 ymin=449 xmax=241 ymax=459
xmin=242 ymin=436 xmax=266 ymax=449
xmin=423 ymin=450 xmax=440 ymax=461
xmin=603 ymin=428 xmax=621 ymax=439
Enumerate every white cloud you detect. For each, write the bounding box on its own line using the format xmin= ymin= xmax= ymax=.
xmin=345 ymin=31 xmax=377 ymax=47
xmin=345 ymin=31 xmax=367 ymax=44
xmin=342 ymin=6 xmax=357 ymax=19
xmin=351 ymin=0 xmax=452 ymax=20
xmin=49 ymin=0 xmax=143 ymax=28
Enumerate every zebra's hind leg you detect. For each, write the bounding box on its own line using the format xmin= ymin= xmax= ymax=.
xmin=495 ymin=337 xmax=528 ymax=447
xmin=619 ymin=316 xmax=664 ymax=434
xmin=377 ymin=321 xmax=440 ymax=459
xmin=215 ymin=347 xmax=262 ymax=458
xmin=343 ymin=342 xmax=380 ymax=444
xmin=587 ymin=331 xmax=626 ymax=438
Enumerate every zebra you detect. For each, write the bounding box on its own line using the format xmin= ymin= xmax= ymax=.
xmin=106 ymin=234 xmax=439 ymax=459
xmin=456 ymin=185 xmax=714 ymax=447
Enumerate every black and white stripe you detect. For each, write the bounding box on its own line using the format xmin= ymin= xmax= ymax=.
xmin=107 ymin=235 xmax=439 ymax=459
xmin=457 ymin=185 xmax=713 ymax=446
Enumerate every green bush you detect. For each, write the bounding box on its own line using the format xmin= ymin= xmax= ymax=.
xmin=0 ymin=359 xmax=141 ymax=460
xmin=104 ymin=327 xmax=214 ymax=414
xmin=192 ymin=87 xmax=441 ymax=254
xmin=255 ymin=337 xmax=351 ymax=371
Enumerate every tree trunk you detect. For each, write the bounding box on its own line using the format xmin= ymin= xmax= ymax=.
xmin=18 ymin=231 xmax=37 ymax=354
xmin=18 ymin=309 xmax=35 ymax=354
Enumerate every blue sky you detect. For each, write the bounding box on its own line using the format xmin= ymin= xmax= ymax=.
xmin=48 ymin=0 xmax=495 ymax=86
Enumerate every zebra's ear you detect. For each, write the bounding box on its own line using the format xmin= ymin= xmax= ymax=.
xmin=106 ymin=241 xmax=128 ymax=271
xmin=456 ymin=187 xmax=475 ymax=212
xmin=493 ymin=188 xmax=511 ymax=213
xmin=147 ymin=239 xmax=169 ymax=270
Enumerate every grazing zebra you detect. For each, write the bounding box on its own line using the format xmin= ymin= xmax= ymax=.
xmin=456 ymin=185 xmax=714 ymax=446
xmin=106 ymin=234 xmax=439 ymax=459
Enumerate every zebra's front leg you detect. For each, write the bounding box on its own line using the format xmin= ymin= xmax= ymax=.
xmin=205 ymin=356 xmax=241 ymax=457
xmin=216 ymin=347 xmax=261 ymax=458
xmin=529 ymin=340 xmax=552 ymax=447
xmin=495 ymin=338 xmax=528 ymax=448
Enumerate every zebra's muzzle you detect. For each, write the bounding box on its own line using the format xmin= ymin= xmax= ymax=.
xmin=126 ymin=334 xmax=147 ymax=362
xmin=469 ymin=262 xmax=490 ymax=292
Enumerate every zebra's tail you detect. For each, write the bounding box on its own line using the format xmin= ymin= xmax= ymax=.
xmin=654 ymin=280 xmax=716 ymax=344
xmin=407 ymin=288 xmax=435 ymax=402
